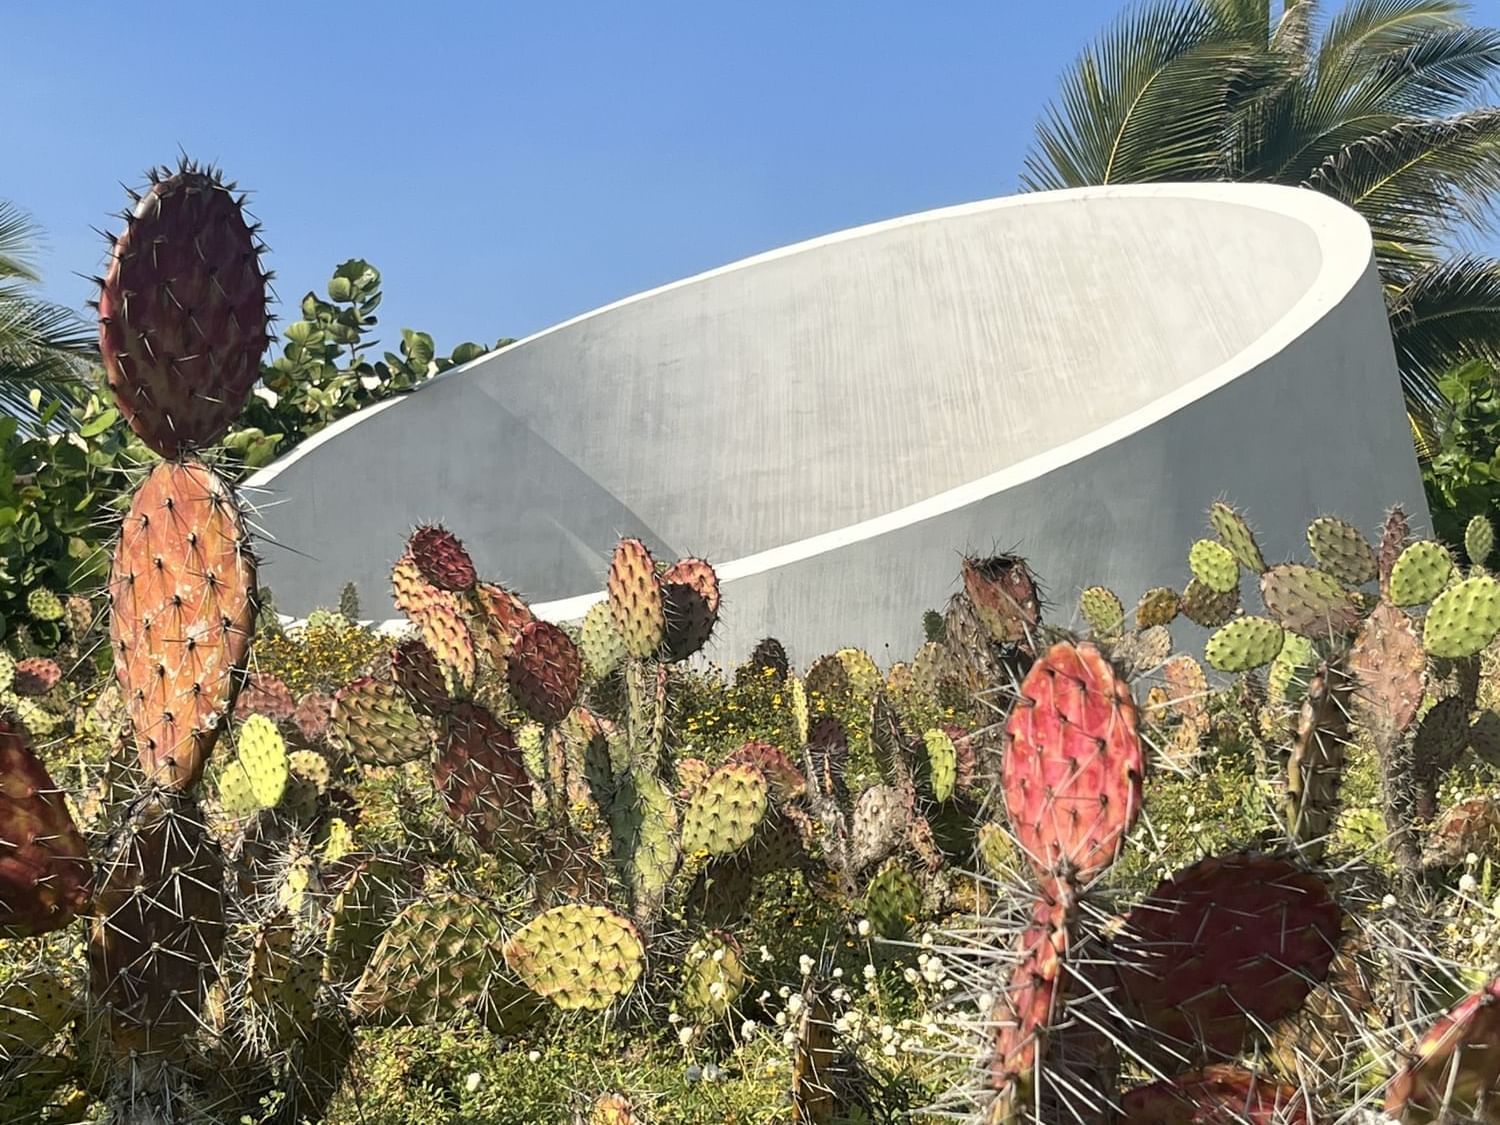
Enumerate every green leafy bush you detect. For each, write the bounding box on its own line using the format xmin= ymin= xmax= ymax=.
xmin=1423 ymin=360 xmax=1500 ymax=552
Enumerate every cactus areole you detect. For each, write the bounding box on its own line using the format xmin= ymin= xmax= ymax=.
xmin=98 ymin=160 xmax=270 ymax=458
xmin=1003 ymin=641 xmax=1144 ymax=884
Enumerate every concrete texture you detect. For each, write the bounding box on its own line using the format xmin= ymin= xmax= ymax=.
xmin=245 ymin=183 xmax=1428 ymax=666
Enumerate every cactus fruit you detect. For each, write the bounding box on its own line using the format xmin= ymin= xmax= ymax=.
xmin=351 ymin=891 xmax=541 ymax=1032
xmin=0 ymin=719 xmax=91 ymax=937
xmin=1180 ymin=579 xmax=1240 ymax=628
xmin=330 ymin=676 xmax=433 ymax=765
xmin=580 ymin=601 xmax=628 ymax=680
xmin=1259 ymin=564 xmax=1363 ymax=637
xmin=1205 ymin=616 xmax=1284 ymax=673
xmin=507 ymin=619 xmax=583 ymax=725
xmin=1189 ymin=539 xmax=1239 ymax=594
xmin=408 ymin=524 xmax=478 ymax=592
xmin=680 ymin=930 xmax=747 ymax=1021
xmin=236 ymin=672 xmax=297 ymax=723
xmin=504 ymin=903 xmax=646 ymax=1010
xmin=1003 ymin=641 xmax=1143 ymax=884
xmin=1423 ymin=574 xmax=1500 ymax=658
xmin=433 ymin=701 xmax=535 ymax=858
xmin=962 ymin=554 xmax=1042 ymax=645
xmin=24 ymin=589 xmax=63 ymax=624
xmin=391 ymin=638 xmax=451 ymax=714
xmin=1120 ymin=1065 xmax=1312 ymax=1124
xmin=607 ymin=539 xmax=667 ymax=660
xmin=863 ymin=860 xmax=921 ymax=939
xmin=109 ymin=459 xmax=257 ymax=789
xmin=88 ymin=797 xmax=226 ymax=1060
xmin=660 ymin=557 xmax=720 ymax=661
xmin=1113 ymin=854 xmax=1341 ymax=1060
xmin=724 ymin=741 xmax=806 ymax=801
xmin=681 ymin=763 xmax=769 ymax=858
xmin=1386 ymin=976 xmax=1500 ymax=1123
xmin=1307 ymin=515 xmax=1378 ymax=587
xmin=1470 ymin=514 xmax=1497 ymax=569
xmin=97 ymin=159 xmax=270 ymax=457
xmin=1390 ymin=540 xmax=1457 ymax=607
xmin=1208 ymin=501 xmax=1266 ymax=573
xmin=1079 ymin=586 xmax=1125 ymax=636
xmin=1134 ymin=586 xmax=1181 ymax=630
xmin=11 ymin=657 xmax=60 ymax=697
xmin=1349 ymin=602 xmax=1426 ymax=738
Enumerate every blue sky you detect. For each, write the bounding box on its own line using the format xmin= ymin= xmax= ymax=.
xmin=9 ymin=1 xmax=1500 ymax=351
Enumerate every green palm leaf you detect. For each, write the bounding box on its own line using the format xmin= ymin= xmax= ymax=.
xmin=1388 ymin=256 xmax=1500 ymax=411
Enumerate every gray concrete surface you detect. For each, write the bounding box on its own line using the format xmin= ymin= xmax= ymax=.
xmin=244 ymin=183 xmax=1428 ymax=666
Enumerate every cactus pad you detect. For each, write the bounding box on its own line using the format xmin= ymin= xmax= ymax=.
xmin=921 ymin=727 xmax=959 ymax=801
xmin=323 ymin=854 xmax=420 ymax=984
xmin=1386 ymin=976 xmax=1500 ymax=1123
xmin=391 ymin=638 xmax=452 ymax=714
xmin=1348 ymin=602 xmax=1425 ymax=736
xmin=1423 ymin=574 xmax=1500 ymax=658
xmin=1267 ymin=631 xmax=1318 ymax=707
xmin=1003 ymin=641 xmax=1143 ymax=883
xmin=236 ymin=673 xmax=297 ymax=723
xmin=1121 ymin=1065 xmax=1312 ymax=1124
xmin=433 ymin=701 xmax=535 ymax=858
xmin=233 ymin=713 xmax=289 ymax=807
xmin=0 ymin=719 xmax=91 ymax=937
xmin=1180 ymin=578 xmax=1240 ymax=628
xmin=660 ymin=557 xmax=720 ymax=661
xmin=681 ymin=763 xmax=769 ymax=859
xmin=1134 ymin=586 xmax=1181 ymax=629
xmin=987 ymin=893 xmax=1071 ymax=1123
xmin=680 ymin=930 xmax=747 ymax=1021
xmin=98 ymin=160 xmax=270 ymax=457
xmin=330 ymin=676 xmax=433 ymax=765
xmin=24 ymin=589 xmax=63 ymax=623
xmin=1161 ymin=655 xmax=1209 ymax=726
xmin=1079 ymin=586 xmax=1125 ymax=636
xmin=11 ymin=657 xmax=60 ymax=698
xmin=1208 ymin=501 xmax=1266 ymax=573
xmin=0 ymin=970 xmax=73 ymax=1062
xmin=109 ymin=459 xmax=256 ymax=788
xmin=472 ymin=581 xmax=535 ymax=662
xmin=962 ymin=554 xmax=1042 ymax=644
xmin=851 ymin=784 xmax=913 ymax=873
xmin=408 ymin=524 xmax=477 ymax=592
xmin=724 ymin=741 xmax=806 ymax=801
xmin=1307 ymin=515 xmax=1378 ymax=586
xmin=1205 ymin=616 xmax=1285 ymax=673
xmin=580 ymin=600 xmax=628 ymax=679
xmin=1114 ymin=853 xmax=1341 ymax=1060
xmin=609 ymin=764 xmax=679 ymax=919
xmin=607 ymin=539 xmax=667 ymax=659
xmin=507 ymin=619 xmax=583 ymax=725
xmin=1390 ymin=540 xmax=1456 ymax=607
xmin=863 ymin=860 xmax=922 ymax=939
xmin=1470 ymin=514 xmax=1497 ymax=568
xmin=1260 ymin=563 xmax=1362 ymax=637
xmin=504 ymin=904 xmax=646 ymax=1010
xmin=1189 ymin=539 xmax=1239 ymax=594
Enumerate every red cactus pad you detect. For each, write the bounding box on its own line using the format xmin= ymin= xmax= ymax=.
xmin=391 ymin=638 xmax=451 ymax=714
xmin=109 ymin=460 xmax=256 ymax=790
xmin=473 ymin=582 xmax=535 ymax=661
xmin=607 ymin=538 xmax=667 ymax=660
xmin=408 ymin=524 xmax=477 ymax=592
xmin=235 ymin=673 xmax=296 ymax=723
xmin=433 ymin=702 xmax=535 ymax=860
xmin=12 ymin=657 xmax=62 ymax=697
xmin=292 ymin=692 xmax=332 ymax=743
xmin=0 ymin=719 xmax=91 ymax=937
xmin=963 ymin=554 xmax=1042 ymax=645
xmin=986 ymin=886 xmax=1072 ymax=1123
xmin=1387 ymin=976 xmax=1500 ymax=1122
xmin=507 ymin=620 xmax=583 ymax=726
xmin=1121 ymin=1065 xmax=1314 ymax=1124
xmin=725 ymin=741 xmax=806 ymax=801
xmin=1114 ymin=854 xmax=1341 ymax=1060
xmin=660 ymin=557 xmax=720 ymax=662
xmin=1002 ymin=641 xmax=1143 ymax=883
xmin=97 ymin=160 xmax=270 ymax=458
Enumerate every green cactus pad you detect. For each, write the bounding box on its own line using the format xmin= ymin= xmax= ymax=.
xmin=1415 ymin=696 xmax=1472 ymax=771
xmin=0 ymin=653 xmax=13 ymax=696
xmin=245 ymin=914 xmax=319 ymax=1048
xmin=325 ymin=856 xmax=419 ymax=984
xmin=330 ymin=676 xmax=434 ymax=766
xmin=1306 ymin=516 xmax=1378 ymax=586
xmin=288 ymin=749 xmax=332 ymax=794
xmin=1189 ymin=539 xmax=1240 ymax=594
xmin=580 ymin=600 xmax=628 ymax=680
xmin=1424 ymin=574 xmax=1500 ymax=658
xmin=216 ymin=758 xmax=261 ymax=818
xmin=1134 ymin=586 xmax=1181 ymax=630
xmin=863 ymin=860 xmax=922 ymax=939
xmin=835 ymin=648 xmax=882 ymax=698
xmin=609 ymin=764 xmax=679 ymax=919
xmin=922 ymin=728 xmax=958 ymax=801
xmin=1180 ymin=578 xmax=1240 ymax=628
xmin=680 ymin=762 xmax=769 ymax=858
xmin=25 ymin=588 xmax=63 ymax=623
xmin=351 ymin=891 xmax=543 ymax=1033
xmin=680 ymin=931 xmax=748 ymax=1022
xmin=1469 ymin=515 xmax=1497 ymax=568
xmin=0 ymin=970 xmax=73 ymax=1061
xmin=1267 ymin=632 xmax=1318 ymax=707
xmin=975 ymin=822 xmax=1016 ymax=879
xmin=1209 ymin=501 xmax=1266 ymax=573
xmin=236 ymin=714 xmax=289 ymax=808
xmin=1206 ymin=616 xmax=1285 ymax=673
xmin=1389 ymin=541 xmax=1456 ymax=607
xmin=1080 ymin=586 xmax=1125 ymax=636
xmin=804 ymin=653 xmax=852 ymax=704
xmin=1259 ymin=564 xmax=1362 ymax=637
xmin=504 ymin=904 xmax=646 ymax=1011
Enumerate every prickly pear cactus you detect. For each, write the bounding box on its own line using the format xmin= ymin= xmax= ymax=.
xmin=0 ymin=719 xmax=90 ymax=937
xmin=1205 ymin=616 xmax=1284 ymax=673
xmin=680 ymin=930 xmax=747 ymax=1022
xmin=1386 ymin=976 xmax=1500 ymax=1123
xmin=503 ymin=904 xmax=646 ymax=1011
xmin=680 ymin=763 xmax=770 ymax=859
xmin=607 ymin=539 xmax=667 ymax=660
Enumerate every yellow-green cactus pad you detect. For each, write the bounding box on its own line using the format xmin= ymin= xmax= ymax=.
xmin=1189 ymin=539 xmax=1240 ymax=594
xmin=1424 ymin=574 xmax=1500 ymax=659
xmin=1206 ymin=616 xmax=1285 ymax=673
xmin=1389 ymin=541 xmax=1455 ymax=607
xmin=504 ymin=904 xmax=646 ymax=1011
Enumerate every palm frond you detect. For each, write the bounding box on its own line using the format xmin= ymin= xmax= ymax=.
xmin=1022 ymin=0 xmax=1255 ymax=189
xmin=1272 ymin=0 xmax=1319 ymax=61
xmin=0 ymin=202 xmax=44 ymax=285
xmin=1369 ymin=25 xmax=1500 ymax=115
xmin=1319 ymin=0 xmax=1466 ymax=71
xmin=1386 ymin=255 xmax=1500 ymax=413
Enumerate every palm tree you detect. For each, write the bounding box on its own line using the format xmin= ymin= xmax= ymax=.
xmin=0 ymin=201 xmax=95 ymax=423
xmin=1024 ymin=0 xmax=1500 ymax=428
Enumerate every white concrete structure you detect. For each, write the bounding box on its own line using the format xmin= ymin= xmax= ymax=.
xmin=246 ymin=183 xmax=1427 ymax=665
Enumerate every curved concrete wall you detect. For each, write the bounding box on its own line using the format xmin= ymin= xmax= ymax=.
xmin=246 ymin=183 xmax=1427 ymax=664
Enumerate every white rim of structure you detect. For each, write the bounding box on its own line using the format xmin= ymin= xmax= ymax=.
xmin=246 ymin=182 xmax=1374 ymax=632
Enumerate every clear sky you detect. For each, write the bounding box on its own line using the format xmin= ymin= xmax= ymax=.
xmin=9 ymin=1 xmax=1500 ymax=352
